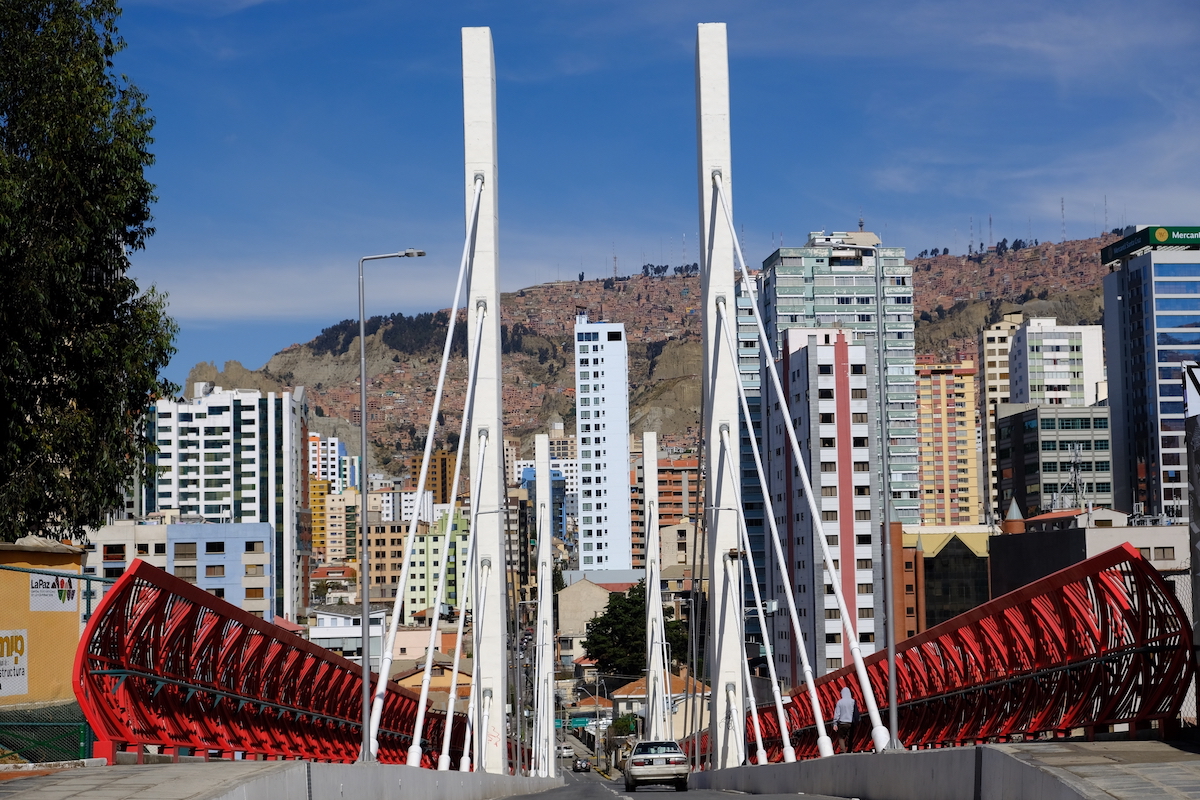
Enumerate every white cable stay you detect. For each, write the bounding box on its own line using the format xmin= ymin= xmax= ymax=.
xmin=716 ymin=424 xmax=797 ymax=764
xmin=712 ymin=172 xmax=891 ymax=753
xmin=405 ymin=306 xmax=487 ymax=765
xmin=716 ymin=300 xmax=826 ymax=759
xmin=437 ymin=425 xmax=487 ymax=770
xmin=366 ymin=173 xmax=485 ymax=758
xmin=458 ymin=430 xmax=490 ymax=772
xmin=472 ymin=539 xmax=494 ymax=771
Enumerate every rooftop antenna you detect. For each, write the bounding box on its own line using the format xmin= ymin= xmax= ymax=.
xmin=612 ymin=242 xmax=618 ymax=278
xmin=682 ymin=233 xmax=687 ymax=267
xmin=988 ymin=215 xmax=993 ymax=248
xmin=859 ymin=208 xmax=864 ymax=232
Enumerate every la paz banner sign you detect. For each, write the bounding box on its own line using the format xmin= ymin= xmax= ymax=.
xmin=1102 ymin=226 xmax=1200 ymax=263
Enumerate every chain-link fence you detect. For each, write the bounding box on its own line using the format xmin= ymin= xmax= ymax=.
xmin=1162 ymin=568 xmax=1197 ymax=727
xmin=0 ymin=565 xmax=113 ymax=763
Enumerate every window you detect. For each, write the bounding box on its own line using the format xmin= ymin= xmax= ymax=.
xmin=1154 ymin=547 xmax=1175 ymax=560
xmin=175 ymin=565 xmax=197 ymax=581
xmin=853 ymin=462 xmax=869 ymax=472
xmin=154 ymin=543 xmax=166 ymax=555
xmin=205 ymin=542 xmax=224 ymax=554
xmin=855 ymin=485 xmax=870 ymax=496
xmin=826 ymin=633 xmax=842 ymax=644
xmin=174 ymin=542 xmax=197 ymax=559
xmin=852 ymin=413 xmax=868 ymax=423
xmin=103 ymin=544 xmax=125 ymax=561
xmin=851 ymin=364 xmax=866 ymax=375
xmin=821 ymin=510 xmax=838 ymax=521
xmin=820 ymin=462 xmax=836 ymax=473
xmin=818 ymin=389 xmax=834 ymax=399
xmin=820 ymin=437 xmax=835 ymax=448
xmin=246 ymin=541 xmax=264 ymax=553
xmin=857 ymin=583 xmax=872 ymax=594
xmin=852 ymin=437 xmax=868 ymax=447
xmin=245 ymin=587 xmax=265 ymax=599
xmin=851 ymin=388 xmax=867 ymax=399
xmin=245 ymin=564 xmax=264 ymax=577
xmin=819 ymin=365 xmax=833 ymax=374
xmin=821 ymin=486 xmax=837 ymax=496
xmin=826 ymin=658 xmax=843 ymax=669
xmin=205 ymin=565 xmax=225 ymax=578
xmin=136 ymin=543 xmax=149 ymax=555
xmin=854 ymin=510 xmax=871 ymax=520
xmin=856 ymin=559 xmax=872 ymax=570
xmin=819 ymin=413 xmax=835 ymax=424
xmin=104 ymin=567 xmax=124 ymax=578
xmin=859 ymin=632 xmax=875 ymax=643
xmin=858 ymin=607 xmax=874 ymax=619
xmin=824 ymin=609 xmax=840 ymax=619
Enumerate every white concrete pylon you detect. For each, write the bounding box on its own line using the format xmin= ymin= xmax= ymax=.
xmin=643 ymin=431 xmax=670 ymax=742
xmin=695 ymin=21 xmax=745 ymax=771
xmin=533 ymin=435 xmax=555 ymax=777
xmin=462 ymin=25 xmax=507 ymax=774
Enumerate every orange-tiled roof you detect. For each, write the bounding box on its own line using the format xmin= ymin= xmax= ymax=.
xmin=596 ymin=582 xmax=636 ymax=593
xmin=612 ymin=673 xmax=710 ymax=697
xmin=1026 ymin=509 xmax=1083 ymax=521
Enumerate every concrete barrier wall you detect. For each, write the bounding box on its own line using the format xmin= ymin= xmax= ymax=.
xmin=690 ymin=746 xmax=1088 ymax=800
xmin=203 ymin=762 xmax=562 ymax=800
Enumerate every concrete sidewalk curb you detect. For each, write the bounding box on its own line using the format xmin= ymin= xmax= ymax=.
xmin=0 ymin=757 xmax=107 ymax=771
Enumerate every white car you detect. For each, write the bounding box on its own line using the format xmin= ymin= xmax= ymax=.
xmin=557 ymin=743 xmax=574 ymax=758
xmin=623 ymin=740 xmax=689 ymax=792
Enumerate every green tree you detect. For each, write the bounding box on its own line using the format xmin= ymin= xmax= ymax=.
xmin=582 ymin=580 xmax=688 ymax=677
xmin=0 ymin=1 xmax=176 ymax=542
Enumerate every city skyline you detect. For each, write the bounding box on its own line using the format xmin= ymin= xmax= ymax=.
xmin=109 ymin=1 xmax=1200 ymax=389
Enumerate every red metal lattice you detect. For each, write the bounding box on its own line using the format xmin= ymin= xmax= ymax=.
xmin=751 ymin=544 xmax=1194 ymax=759
xmin=74 ymin=560 xmax=467 ymax=765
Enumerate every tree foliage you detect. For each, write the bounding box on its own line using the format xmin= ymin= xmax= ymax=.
xmin=0 ymin=0 xmax=177 ymax=541
xmin=582 ymin=580 xmax=688 ymax=677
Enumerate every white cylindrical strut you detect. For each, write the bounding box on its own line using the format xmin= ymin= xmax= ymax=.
xmin=713 ymin=173 xmax=889 ymax=754
xmin=532 ymin=435 xmax=555 ymax=778
xmin=643 ymin=431 xmax=671 ymax=742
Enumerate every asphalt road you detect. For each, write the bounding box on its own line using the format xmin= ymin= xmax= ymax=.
xmin=506 ymin=754 xmax=849 ymax=800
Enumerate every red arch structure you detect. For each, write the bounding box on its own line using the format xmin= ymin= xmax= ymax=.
xmin=74 ymin=560 xmax=467 ymax=766
xmin=752 ymin=544 xmax=1194 ymax=759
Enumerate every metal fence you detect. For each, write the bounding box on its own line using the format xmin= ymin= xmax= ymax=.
xmin=0 ymin=565 xmax=113 ymax=763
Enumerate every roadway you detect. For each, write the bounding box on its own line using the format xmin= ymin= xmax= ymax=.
xmin=510 ymin=746 xmax=849 ymax=800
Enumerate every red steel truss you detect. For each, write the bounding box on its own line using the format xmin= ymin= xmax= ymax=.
xmin=74 ymin=560 xmax=467 ymax=765
xmin=750 ymin=544 xmax=1194 ymax=759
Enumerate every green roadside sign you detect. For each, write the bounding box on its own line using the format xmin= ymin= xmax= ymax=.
xmin=571 ymin=718 xmax=590 ymax=727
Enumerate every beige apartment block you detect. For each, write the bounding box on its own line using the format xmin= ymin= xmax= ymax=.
xmin=917 ymin=356 xmax=981 ymax=526
xmin=310 ymin=478 xmax=331 ymax=561
xmin=979 ymin=313 xmax=1022 ymax=521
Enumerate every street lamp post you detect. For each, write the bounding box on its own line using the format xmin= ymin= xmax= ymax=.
xmin=358 ymin=248 xmax=424 ymax=763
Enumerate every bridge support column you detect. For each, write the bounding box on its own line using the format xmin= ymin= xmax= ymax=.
xmin=696 ymin=21 xmax=745 ymax=771
xmin=462 ymin=25 xmax=508 ymax=775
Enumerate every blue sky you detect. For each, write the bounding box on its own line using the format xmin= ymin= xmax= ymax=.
xmin=115 ymin=0 xmax=1200 ymax=389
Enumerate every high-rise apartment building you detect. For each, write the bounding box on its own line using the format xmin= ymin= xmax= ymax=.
xmin=574 ymin=314 xmax=632 ymax=570
xmin=763 ymin=328 xmax=884 ymax=683
xmin=148 ymin=383 xmax=310 ymax=620
xmin=979 ymin=313 xmax=1023 ymax=521
xmin=758 ymin=231 xmax=918 ymax=525
xmin=324 ymin=487 xmax=358 ymax=564
xmin=404 ymin=451 xmax=458 ymax=505
xmin=1104 ymin=226 xmax=1200 ymax=518
xmin=1009 ymin=318 xmax=1105 ymax=407
xmin=308 ymin=434 xmax=350 ymax=492
xmin=360 ymin=509 xmax=471 ymax=615
xmin=916 ymin=357 xmax=981 ymax=525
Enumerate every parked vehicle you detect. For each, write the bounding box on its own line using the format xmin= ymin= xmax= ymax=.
xmin=623 ymin=740 xmax=689 ymax=792
xmin=557 ymin=742 xmax=574 ymax=758
xmin=573 ymin=758 xmax=591 ymax=772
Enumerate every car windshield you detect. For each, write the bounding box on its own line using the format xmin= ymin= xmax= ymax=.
xmin=633 ymin=742 xmax=681 ymax=755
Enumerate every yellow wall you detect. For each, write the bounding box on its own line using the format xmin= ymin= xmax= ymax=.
xmin=0 ymin=545 xmax=85 ymax=707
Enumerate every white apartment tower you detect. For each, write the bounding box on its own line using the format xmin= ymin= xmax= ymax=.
xmin=574 ymin=313 xmax=632 ymax=570
xmin=308 ymin=434 xmax=349 ymax=492
xmin=1009 ymin=318 xmax=1105 ymax=407
xmin=762 ymin=328 xmax=883 ymax=683
xmin=149 ymin=383 xmax=311 ymax=620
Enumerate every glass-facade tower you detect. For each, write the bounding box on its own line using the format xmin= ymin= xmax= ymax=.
xmin=1104 ymin=225 xmax=1200 ymax=519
